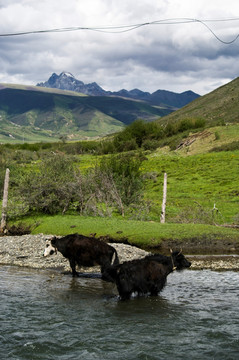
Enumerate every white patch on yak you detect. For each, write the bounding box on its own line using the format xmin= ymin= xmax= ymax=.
xmin=43 ymin=240 xmax=56 ymax=256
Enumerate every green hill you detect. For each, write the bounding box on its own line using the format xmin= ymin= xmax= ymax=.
xmin=0 ymin=84 xmax=172 ymax=143
xmin=0 ymin=80 xmax=238 ymax=249
xmin=157 ymin=77 xmax=239 ymax=126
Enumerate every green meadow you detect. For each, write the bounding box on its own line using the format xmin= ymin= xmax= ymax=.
xmin=15 ymin=215 xmax=239 ymax=250
xmin=142 ymin=150 xmax=239 ymax=224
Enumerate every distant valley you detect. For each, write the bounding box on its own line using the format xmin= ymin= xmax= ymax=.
xmin=0 ymin=73 xmax=199 ymax=143
xmin=0 ymin=83 xmax=169 ymax=143
xmin=1 ymin=74 xmax=239 ymax=144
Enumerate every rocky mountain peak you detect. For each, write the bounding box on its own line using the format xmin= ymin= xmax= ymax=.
xmin=37 ymin=72 xmax=103 ymax=95
xmin=36 ymin=72 xmax=200 ymax=108
xmin=60 ymin=71 xmax=75 ymax=78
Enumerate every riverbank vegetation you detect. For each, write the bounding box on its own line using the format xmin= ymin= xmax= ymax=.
xmin=4 ymin=215 xmax=239 ymax=253
xmin=0 ymin=122 xmax=238 ymax=248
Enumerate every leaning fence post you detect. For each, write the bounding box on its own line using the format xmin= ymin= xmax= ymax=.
xmin=160 ymin=172 xmax=167 ymax=223
xmin=1 ymin=168 xmax=10 ymax=233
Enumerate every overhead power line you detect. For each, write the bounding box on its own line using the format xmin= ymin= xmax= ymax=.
xmin=0 ymin=17 xmax=239 ymax=44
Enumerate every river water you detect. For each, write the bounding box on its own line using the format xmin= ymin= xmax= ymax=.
xmin=0 ymin=265 xmax=238 ymax=360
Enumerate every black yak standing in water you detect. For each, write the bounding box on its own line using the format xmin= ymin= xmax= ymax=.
xmin=103 ymin=250 xmax=191 ymax=300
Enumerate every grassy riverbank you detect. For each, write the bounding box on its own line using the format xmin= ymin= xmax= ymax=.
xmin=13 ymin=215 xmax=239 ymax=254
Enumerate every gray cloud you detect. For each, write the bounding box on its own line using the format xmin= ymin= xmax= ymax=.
xmin=0 ymin=0 xmax=239 ymax=95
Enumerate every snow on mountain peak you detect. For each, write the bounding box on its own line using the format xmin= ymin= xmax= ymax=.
xmin=60 ymin=71 xmax=75 ymax=78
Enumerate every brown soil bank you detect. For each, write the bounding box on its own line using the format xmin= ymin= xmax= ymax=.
xmin=160 ymin=237 xmax=239 ymax=271
xmin=110 ymin=236 xmax=239 ymax=271
xmin=146 ymin=236 xmax=239 ymax=255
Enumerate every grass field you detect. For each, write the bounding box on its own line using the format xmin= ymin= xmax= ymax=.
xmin=142 ymin=149 xmax=239 ymax=223
xmin=15 ymin=214 xmax=239 ymax=250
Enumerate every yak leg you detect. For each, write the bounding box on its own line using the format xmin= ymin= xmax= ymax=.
xmin=117 ymin=281 xmax=132 ymax=300
xmin=119 ymin=291 xmax=131 ymax=301
xmin=150 ymin=277 xmax=167 ymax=296
xmin=69 ymin=258 xmax=79 ymax=277
xmin=150 ymin=286 xmax=159 ymax=296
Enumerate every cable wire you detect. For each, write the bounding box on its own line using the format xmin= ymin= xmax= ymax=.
xmin=0 ymin=17 xmax=239 ymax=44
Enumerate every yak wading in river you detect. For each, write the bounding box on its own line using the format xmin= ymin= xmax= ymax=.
xmin=43 ymin=233 xmax=119 ymax=280
xmin=103 ymin=250 xmax=191 ymax=300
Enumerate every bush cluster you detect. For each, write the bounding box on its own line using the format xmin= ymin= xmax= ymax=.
xmin=9 ymin=153 xmax=145 ymax=218
xmin=110 ymin=117 xmax=206 ymax=153
xmin=210 ymin=141 xmax=239 ymax=152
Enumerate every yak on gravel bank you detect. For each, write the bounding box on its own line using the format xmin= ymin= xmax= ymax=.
xmin=44 ymin=233 xmax=119 ymax=279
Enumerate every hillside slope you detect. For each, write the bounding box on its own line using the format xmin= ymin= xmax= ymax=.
xmin=0 ymin=84 xmax=171 ymax=143
xmin=158 ymin=77 xmax=239 ymax=126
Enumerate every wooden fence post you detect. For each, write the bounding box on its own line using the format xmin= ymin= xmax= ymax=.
xmin=160 ymin=172 xmax=167 ymax=224
xmin=1 ymin=168 xmax=10 ymax=233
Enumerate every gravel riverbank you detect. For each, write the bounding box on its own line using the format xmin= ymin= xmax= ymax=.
xmin=0 ymin=234 xmax=238 ymax=272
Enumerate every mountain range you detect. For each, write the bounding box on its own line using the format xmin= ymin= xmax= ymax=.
xmin=37 ymin=72 xmax=200 ymax=109
xmin=0 ymin=72 xmax=200 ymax=143
xmin=2 ymin=73 xmax=237 ymax=144
xmin=0 ymin=83 xmax=171 ymax=143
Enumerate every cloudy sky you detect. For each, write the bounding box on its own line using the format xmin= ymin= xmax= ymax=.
xmin=0 ymin=0 xmax=239 ymax=95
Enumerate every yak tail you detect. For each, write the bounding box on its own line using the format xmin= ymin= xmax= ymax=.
xmin=102 ymin=263 xmax=120 ymax=283
xmin=112 ymin=248 xmax=119 ymax=266
xmin=101 ymin=248 xmax=119 ymax=283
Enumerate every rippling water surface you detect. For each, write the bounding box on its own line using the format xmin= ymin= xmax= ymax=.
xmin=0 ymin=266 xmax=238 ymax=360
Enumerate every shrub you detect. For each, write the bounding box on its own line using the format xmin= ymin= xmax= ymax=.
xmin=169 ymin=202 xmax=224 ymax=225
xmin=12 ymin=151 xmax=145 ymax=217
xmin=210 ymin=141 xmax=239 ymax=152
xmin=4 ymin=222 xmax=33 ymax=236
xmin=16 ymin=154 xmax=76 ymax=214
xmin=194 ymin=118 xmax=206 ymax=128
xmin=164 ymin=123 xmax=176 ymax=137
xmin=98 ymin=140 xmax=116 ymax=154
xmin=90 ymin=153 xmax=144 ymax=216
xmin=142 ymin=139 xmax=159 ymax=150
xmin=214 ymin=131 xmax=220 ymax=140
xmin=113 ymin=119 xmax=166 ymax=152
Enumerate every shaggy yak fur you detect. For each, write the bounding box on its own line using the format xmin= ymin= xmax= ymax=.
xmin=103 ymin=250 xmax=191 ymax=300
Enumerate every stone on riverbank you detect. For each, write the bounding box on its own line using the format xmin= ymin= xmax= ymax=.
xmin=0 ymin=234 xmax=238 ymax=272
